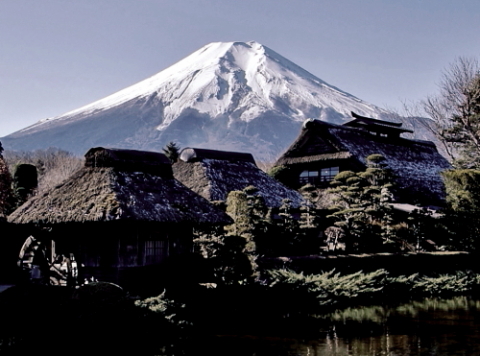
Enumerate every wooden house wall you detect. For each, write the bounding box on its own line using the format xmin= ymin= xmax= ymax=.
xmin=51 ymin=223 xmax=192 ymax=267
xmin=34 ymin=222 xmax=194 ymax=284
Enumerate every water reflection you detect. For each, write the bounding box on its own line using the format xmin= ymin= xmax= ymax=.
xmin=3 ymin=294 xmax=479 ymax=355
xmin=191 ymin=297 xmax=480 ymax=356
xmin=318 ymin=297 xmax=480 ymax=356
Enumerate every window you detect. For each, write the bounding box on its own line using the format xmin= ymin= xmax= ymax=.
xmin=145 ymin=240 xmax=168 ymax=265
xmin=320 ymin=167 xmax=339 ymax=182
xmin=299 ymin=167 xmax=339 ymax=185
xmin=299 ymin=170 xmax=319 ymax=184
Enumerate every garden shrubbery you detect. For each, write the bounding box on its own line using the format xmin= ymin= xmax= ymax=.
xmin=266 ymin=268 xmax=480 ymax=310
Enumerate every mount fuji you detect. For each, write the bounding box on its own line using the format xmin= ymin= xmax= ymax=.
xmin=1 ymin=41 xmax=432 ymax=161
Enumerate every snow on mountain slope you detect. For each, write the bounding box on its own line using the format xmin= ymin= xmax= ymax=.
xmin=2 ymin=41 xmax=420 ymax=161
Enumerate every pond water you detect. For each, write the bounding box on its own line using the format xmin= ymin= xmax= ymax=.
xmin=2 ymin=293 xmax=480 ymax=355
xmin=182 ymin=297 xmax=480 ymax=356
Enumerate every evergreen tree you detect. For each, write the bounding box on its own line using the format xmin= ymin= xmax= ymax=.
xmin=326 ymin=155 xmax=396 ymax=252
xmin=193 ymin=227 xmax=256 ymax=285
xmin=265 ymin=198 xmax=299 ymax=256
xmin=277 ymin=198 xmax=297 ymax=236
xmin=295 ymin=184 xmax=322 ymax=253
xmin=194 ymin=187 xmax=270 ymax=284
xmin=441 ymin=169 xmax=480 ymax=250
xmin=162 ymin=141 xmax=180 ymax=163
xmin=267 ymin=165 xmax=294 ymax=187
xmin=225 ymin=190 xmax=254 ymax=238
xmin=225 ymin=187 xmax=269 ymax=244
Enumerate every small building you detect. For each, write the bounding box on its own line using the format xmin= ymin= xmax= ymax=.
xmin=8 ymin=147 xmax=231 ymax=286
xmin=172 ymin=147 xmax=304 ymax=208
xmin=274 ymin=112 xmax=452 ymax=205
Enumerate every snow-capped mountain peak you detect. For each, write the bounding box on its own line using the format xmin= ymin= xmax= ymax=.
xmin=39 ymin=41 xmax=385 ymax=126
xmin=3 ymin=41 xmax=398 ymax=160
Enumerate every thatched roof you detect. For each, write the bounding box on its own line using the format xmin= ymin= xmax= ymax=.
xmin=173 ymin=147 xmax=304 ymax=208
xmin=275 ymin=119 xmax=452 ymax=204
xmin=277 ymin=151 xmax=353 ymax=165
xmin=85 ymin=147 xmax=172 ymax=176
xmin=8 ymin=147 xmax=231 ymax=225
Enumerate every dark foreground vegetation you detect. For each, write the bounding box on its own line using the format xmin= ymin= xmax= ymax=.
xmin=2 ymin=268 xmax=480 ymax=355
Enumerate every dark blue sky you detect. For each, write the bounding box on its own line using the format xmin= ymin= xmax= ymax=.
xmin=1 ymin=0 xmax=479 ymax=137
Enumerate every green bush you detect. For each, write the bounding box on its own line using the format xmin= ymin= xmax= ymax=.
xmin=412 ymin=272 xmax=474 ymax=296
xmin=267 ymin=269 xmax=387 ymax=306
xmin=267 ymin=269 xmax=480 ymax=308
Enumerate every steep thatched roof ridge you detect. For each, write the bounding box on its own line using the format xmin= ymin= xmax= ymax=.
xmin=173 ymin=158 xmax=305 ymax=208
xmin=8 ymin=166 xmax=232 ymax=225
xmin=275 ymin=120 xmax=342 ymax=165
xmin=179 ymin=147 xmax=255 ymax=164
xmin=85 ymin=147 xmax=173 ymax=177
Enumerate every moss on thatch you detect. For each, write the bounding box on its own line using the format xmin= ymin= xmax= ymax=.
xmin=8 ymin=148 xmax=231 ymax=225
xmin=277 ymin=151 xmax=352 ymax=165
xmin=173 ymin=148 xmax=304 ymax=208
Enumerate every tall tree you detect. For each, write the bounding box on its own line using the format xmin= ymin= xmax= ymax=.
xmin=194 ymin=187 xmax=267 ymax=284
xmin=326 ymin=155 xmax=396 ymax=252
xmin=441 ymin=169 xmax=480 ymax=250
xmin=423 ymin=57 xmax=480 ymax=168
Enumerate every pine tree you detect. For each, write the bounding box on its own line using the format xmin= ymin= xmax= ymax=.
xmin=295 ymin=184 xmax=321 ymax=254
xmin=198 ymin=187 xmax=271 ymax=284
xmin=162 ymin=141 xmax=180 ymax=163
xmin=441 ymin=169 xmax=480 ymax=250
xmin=225 ymin=190 xmax=253 ymax=238
xmin=277 ymin=198 xmax=297 ymax=235
xmin=326 ymin=155 xmax=396 ymax=252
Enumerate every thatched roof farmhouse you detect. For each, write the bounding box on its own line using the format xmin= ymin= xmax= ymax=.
xmin=8 ymin=147 xmax=231 ymax=286
xmin=172 ymin=147 xmax=304 ymax=208
xmin=275 ymin=112 xmax=452 ymax=204
xmin=9 ymin=147 xmax=230 ymax=225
